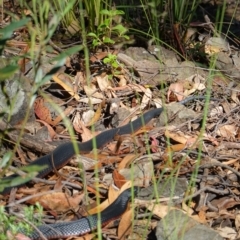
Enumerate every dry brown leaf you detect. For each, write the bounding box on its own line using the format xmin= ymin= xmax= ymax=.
xmin=108 ymin=181 xmax=135 ymax=203
xmin=127 ymin=83 xmax=148 ymax=93
xmin=119 ymin=181 xmax=134 ymax=192
xmin=82 ymin=110 xmax=95 ymax=125
xmin=84 ymin=84 xmax=104 ymax=99
xmin=36 ymin=119 xmax=56 ymax=140
xmin=165 ymin=130 xmax=201 ymax=148
xmin=118 ymin=208 xmax=133 ymax=239
xmin=112 ymin=170 xmax=127 ymax=189
xmin=18 ymin=45 xmax=29 ymax=73
xmin=167 ymin=143 xmax=186 ymax=152
xmin=235 ymin=213 xmax=240 ymax=231
xmin=52 ymin=74 xmax=80 ymax=101
xmin=185 ymin=136 xmax=199 ymax=148
xmin=73 ymin=112 xmax=83 ymax=133
xmin=108 ymin=185 xmax=122 ymax=204
xmin=28 ymin=192 xmax=84 ymax=212
xmin=80 ymin=122 xmax=98 ymax=142
xmin=34 ymin=97 xmax=53 ymax=124
xmin=82 ymin=153 xmax=122 ymax=166
xmin=140 ymin=88 xmax=152 ymax=109
xmin=96 ymin=75 xmax=111 ymax=92
xmin=74 ymin=233 xmax=96 ymax=240
xmin=203 ymin=133 xmax=219 ymax=146
xmin=34 ymin=97 xmax=73 ymax=126
xmin=79 ymin=97 xmax=103 ymax=104
xmin=85 ymin=102 xmax=103 ymax=127
xmin=216 ymin=124 xmax=237 ymax=140
xmin=222 ymin=158 xmax=239 ymax=165
xmin=90 ymin=52 xmax=109 ymax=62
xmin=75 ymin=71 xmax=85 ymax=85
xmin=153 ymin=97 xmax=163 ymax=108
xmin=183 ymin=74 xmax=206 ymax=96
xmin=165 ymin=129 xmax=188 ymax=144
xmin=105 ymin=141 xmax=118 ymax=153
xmin=65 ymin=56 xmax=71 ymax=68
xmin=90 ymin=50 xmax=118 ymax=62
xmin=52 ymin=106 xmax=73 ymax=126
xmin=217 ymin=226 xmax=236 ymax=239
xmin=72 ymin=113 xmax=99 ymax=142
xmin=231 ymin=88 xmax=240 ymax=104
xmin=146 ymin=202 xmax=176 ymax=218
xmin=211 ymin=197 xmax=239 ymax=210
xmin=182 ymin=202 xmax=205 ymax=223
xmin=88 ymin=184 xmax=129 ymax=215
xmin=118 ymin=154 xmax=138 ymax=170
xmin=150 ymin=136 xmax=160 ymax=153
xmin=167 ymin=82 xmax=184 ymax=101
xmin=198 ymin=209 xmax=207 ymax=223
xmin=118 ymin=74 xmax=127 ymax=86
xmin=183 ymin=27 xmax=197 ymax=43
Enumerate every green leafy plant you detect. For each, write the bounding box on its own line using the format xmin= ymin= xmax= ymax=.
xmin=103 ymin=53 xmax=122 ymax=78
xmin=0 ymin=18 xmax=30 ymax=80
xmin=0 ymin=203 xmax=43 ymax=239
xmin=88 ymin=9 xmax=129 ymax=49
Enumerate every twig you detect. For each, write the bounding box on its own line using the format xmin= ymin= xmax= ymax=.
xmin=199 ymin=159 xmax=240 ymax=179
xmin=184 ymin=186 xmax=229 ymax=203
xmin=49 ymin=39 xmax=63 ymax=53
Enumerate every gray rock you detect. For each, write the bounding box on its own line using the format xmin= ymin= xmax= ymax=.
xmin=0 ymin=57 xmax=35 ymax=125
xmin=139 ymin=178 xmax=188 ymax=201
xmin=155 ymin=210 xmax=223 ymax=240
xmin=156 ymin=102 xmax=198 ymax=127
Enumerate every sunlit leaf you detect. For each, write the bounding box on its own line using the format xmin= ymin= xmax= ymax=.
xmin=103 ymin=37 xmax=115 ymax=44
xmin=112 ymin=24 xmax=128 ymax=35
xmin=87 ymin=32 xmax=98 ymax=38
xmin=0 ymin=151 xmax=13 ymax=168
xmin=0 ymin=65 xmax=19 ymax=81
xmin=0 ymin=18 xmax=30 ymax=55
xmin=100 ymin=9 xmax=110 ymax=15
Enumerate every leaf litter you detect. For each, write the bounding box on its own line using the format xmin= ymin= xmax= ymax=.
xmin=2 ymin=6 xmax=240 ymax=240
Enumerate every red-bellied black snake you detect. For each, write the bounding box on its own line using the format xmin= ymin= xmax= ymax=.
xmin=0 ymin=96 xmax=215 ymax=239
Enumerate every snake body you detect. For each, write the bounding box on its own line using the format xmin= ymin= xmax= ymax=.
xmin=29 ymin=187 xmax=137 ymax=239
xmin=0 ymin=107 xmax=162 ymax=195
xmin=0 ymin=96 xmax=213 ymax=239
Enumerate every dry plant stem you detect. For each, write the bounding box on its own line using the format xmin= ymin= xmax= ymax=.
xmin=184 ymin=159 xmax=240 ymax=202
xmin=49 ymin=39 xmax=63 ymax=53
xmin=7 ymin=190 xmax=57 ymax=208
xmin=0 ymin=120 xmax=75 ymax=155
xmin=195 ymin=167 xmax=208 ymax=211
xmin=199 ymin=159 xmax=240 ymax=178
xmin=221 ymin=142 xmax=240 ymax=149
xmin=7 ymin=166 xmax=82 ymax=193
xmin=134 ymin=196 xmax=181 ymax=205
xmin=207 ymin=201 xmax=218 ymax=212
xmin=27 ymin=177 xmax=82 ymax=190
xmin=184 ymin=186 xmax=229 ymax=203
